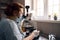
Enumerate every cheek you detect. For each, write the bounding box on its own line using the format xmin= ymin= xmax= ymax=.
xmin=21 ymin=10 xmax=23 ymax=14
xmin=19 ymin=11 xmax=23 ymax=16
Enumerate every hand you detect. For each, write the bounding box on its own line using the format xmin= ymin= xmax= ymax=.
xmin=32 ymin=30 xmax=40 ymax=37
xmin=23 ymin=30 xmax=40 ymax=40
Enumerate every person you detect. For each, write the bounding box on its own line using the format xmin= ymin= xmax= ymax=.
xmin=0 ymin=3 xmax=40 ymax=40
xmin=0 ymin=13 xmax=1 ymax=20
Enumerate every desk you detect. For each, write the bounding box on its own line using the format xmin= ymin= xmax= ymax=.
xmin=38 ymin=36 xmax=48 ymax=40
xmin=35 ymin=20 xmax=60 ymax=38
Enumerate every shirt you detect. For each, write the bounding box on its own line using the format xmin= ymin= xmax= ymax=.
xmin=0 ymin=18 xmax=23 ymax=40
xmin=15 ymin=17 xmax=26 ymax=37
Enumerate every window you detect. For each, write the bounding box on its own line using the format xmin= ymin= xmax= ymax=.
xmin=25 ymin=0 xmax=44 ymax=20
xmin=48 ymin=0 xmax=60 ymax=20
xmin=25 ymin=0 xmax=60 ymax=20
xmin=25 ymin=0 xmax=32 ymax=15
xmin=37 ymin=0 xmax=44 ymax=16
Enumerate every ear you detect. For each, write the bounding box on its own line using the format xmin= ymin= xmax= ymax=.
xmin=13 ymin=10 xmax=20 ymax=18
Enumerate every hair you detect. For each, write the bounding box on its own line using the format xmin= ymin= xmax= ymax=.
xmin=0 ymin=14 xmax=1 ymax=20
xmin=5 ymin=3 xmax=24 ymax=16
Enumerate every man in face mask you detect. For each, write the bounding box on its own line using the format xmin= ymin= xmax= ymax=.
xmin=0 ymin=2 xmax=40 ymax=40
xmin=15 ymin=7 xmax=25 ymax=32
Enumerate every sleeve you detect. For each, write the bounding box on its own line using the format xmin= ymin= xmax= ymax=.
xmin=9 ymin=20 xmax=23 ymax=40
xmin=2 ymin=21 xmax=17 ymax=40
xmin=3 ymin=20 xmax=23 ymax=40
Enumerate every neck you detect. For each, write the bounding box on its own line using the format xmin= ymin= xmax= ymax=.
xmin=7 ymin=16 xmax=17 ymax=21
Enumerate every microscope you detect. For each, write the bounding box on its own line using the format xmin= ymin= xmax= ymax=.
xmin=23 ymin=6 xmax=40 ymax=40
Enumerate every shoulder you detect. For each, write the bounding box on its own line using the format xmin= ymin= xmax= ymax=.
xmin=0 ymin=18 xmax=17 ymax=29
xmin=0 ymin=18 xmax=10 ymax=26
xmin=0 ymin=18 xmax=14 ymax=33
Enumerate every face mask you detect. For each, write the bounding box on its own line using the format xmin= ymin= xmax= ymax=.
xmin=15 ymin=14 xmax=23 ymax=24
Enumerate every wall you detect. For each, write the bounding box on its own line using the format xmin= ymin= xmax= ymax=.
xmin=36 ymin=21 xmax=60 ymax=39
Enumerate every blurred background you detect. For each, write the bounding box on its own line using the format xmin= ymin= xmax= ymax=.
xmin=0 ymin=0 xmax=60 ymax=40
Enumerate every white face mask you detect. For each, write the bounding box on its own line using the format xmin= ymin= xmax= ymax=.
xmin=15 ymin=14 xmax=23 ymax=24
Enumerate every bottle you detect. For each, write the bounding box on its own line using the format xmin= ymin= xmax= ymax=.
xmin=54 ymin=13 xmax=57 ymax=20
xmin=49 ymin=34 xmax=56 ymax=40
xmin=48 ymin=15 xmax=51 ymax=20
